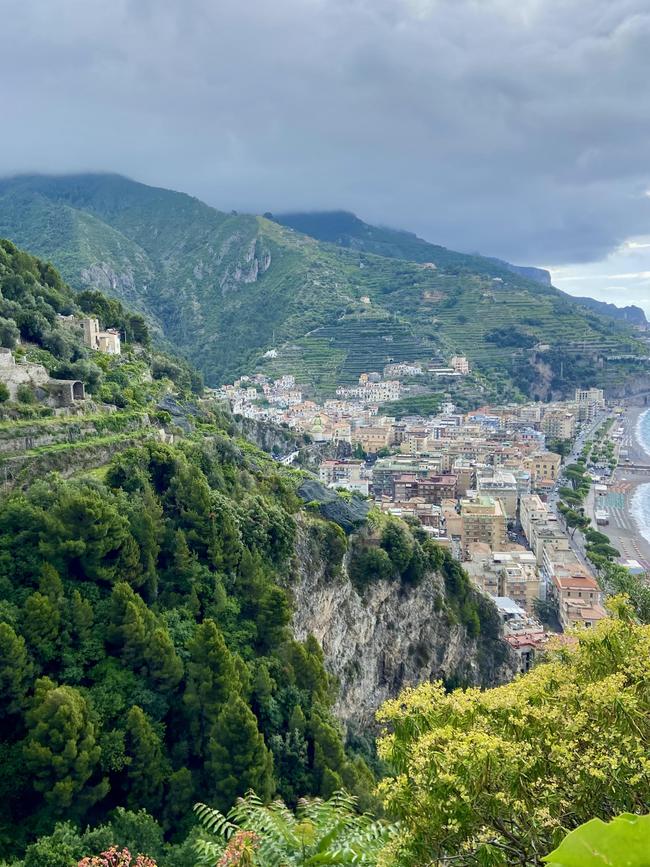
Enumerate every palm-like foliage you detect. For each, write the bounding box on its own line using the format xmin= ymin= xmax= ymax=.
xmin=193 ymin=790 xmax=395 ymax=866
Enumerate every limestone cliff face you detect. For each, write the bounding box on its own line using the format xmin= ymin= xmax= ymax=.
xmin=290 ymin=521 xmax=515 ymax=729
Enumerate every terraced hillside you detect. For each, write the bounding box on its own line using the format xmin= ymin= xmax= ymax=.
xmin=0 ymin=237 xmax=205 ymax=487
xmin=0 ymin=174 xmax=646 ymax=399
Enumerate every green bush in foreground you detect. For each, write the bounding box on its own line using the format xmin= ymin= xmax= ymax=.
xmin=377 ymin=600 xmax=650 ymax=866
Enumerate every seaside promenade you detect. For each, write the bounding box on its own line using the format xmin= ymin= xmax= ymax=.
xmin=595 ymin=407 xmax=650 ymax=570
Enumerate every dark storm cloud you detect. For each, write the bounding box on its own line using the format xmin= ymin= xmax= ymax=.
xmin=1 ymin=0 xmax=650 ymax=264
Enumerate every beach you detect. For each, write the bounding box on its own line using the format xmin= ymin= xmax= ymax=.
xmin=594 ymin=406 xmax=650 ymax=570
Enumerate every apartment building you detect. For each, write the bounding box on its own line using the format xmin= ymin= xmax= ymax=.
xmin=525 ymin=450 xmax=561 ymax=484
xmin=493 ymin=597 xmax=546 ymax=674
xmin=460 ymin=496 xmax=507 ymax=556
xmin=372 ymin=456 xmax=443 ymax=496
xmin=466 ymin=548 xmax=541 ymax=611
xmin=541 ymin=410 xmax=576 ymax=440
xmin=520 ymin=494 xmax=549 ymax=543
xmin=476 ymin=469 xmax=518 ymax=520
xmin=549 ymin=563 xmax=607 ymax=630
xmin=352 ymin=425 xmax=392 ymax=454
xmin=450 ymin=355 xmax=470 ymax=374
xmin=318 ymin=460 xmax=368 ymax=494
xmin=574 ymin=387 xmax=605 ymax=421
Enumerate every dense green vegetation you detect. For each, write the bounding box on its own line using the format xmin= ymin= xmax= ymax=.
xmin=377 ymin=602 xmax=650 ymax=865
xmin=381 ymin=393 xmax=442 ymax=418
xmin=0 ymin=433 xmax=378 ymax=861
xmin=0 ymin=175 xmax=645 ymax=400
xmin=0 ymin=238 xmax=147 ymax=362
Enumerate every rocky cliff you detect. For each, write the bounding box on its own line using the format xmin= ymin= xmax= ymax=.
xmin=290 ymin=519 xmax=515 ymax=730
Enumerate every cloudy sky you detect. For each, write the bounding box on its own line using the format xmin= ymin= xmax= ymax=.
xmin=1 ymin=0 xmax=650 ymax=310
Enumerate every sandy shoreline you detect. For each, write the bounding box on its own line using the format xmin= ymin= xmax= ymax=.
xmin=598 ymin=406 xmax=650 ymax=569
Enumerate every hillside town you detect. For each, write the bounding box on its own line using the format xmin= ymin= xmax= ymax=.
xmin=217 ymin=363 xmax=616 ymax=671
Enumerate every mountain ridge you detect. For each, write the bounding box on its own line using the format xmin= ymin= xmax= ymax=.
xmin=0 ymin=174 xmax=646 ymax=400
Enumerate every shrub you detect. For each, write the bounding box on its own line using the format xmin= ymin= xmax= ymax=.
xmin=78 ymin=848 xmax=157 ymax=867
xmin=0 ymin=316 xmax=19 ymax=349
xmin=378 ymin=603 xmax=650 ymax=865
xmin=16 ymin=383 xmax=36 ymax=404
xmin=380 ymin=520 xmax=414 ymax=574
xmin=349 ymin=545 xmax=393 ymax=589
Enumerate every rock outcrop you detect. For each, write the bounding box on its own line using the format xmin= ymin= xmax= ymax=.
xmin=290 ymin=520 xmax=515 ymax=730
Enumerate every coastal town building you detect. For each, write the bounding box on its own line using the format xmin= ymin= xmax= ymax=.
xmin=548 ymin=564 xmax=607 ymax=630
xmin=493 ymin=598 xmax=547 ymax=673
xmin=541 ymin=409 xmax=576 ymax=440
xmin=476 ymin=468 xmax=518 ymax=521
xmin=525 ymin=451 xmax=561 ymax=485
xmin=217 ymin=369 xmax=615 ymax=635
xmin=574 ymin=387 xmax=605 ymax=420
xmin=319 ymin=460 xmax=369 ymax=495
xmin=0 ymin=348 xmax=85 ymax=407
xmin=466 ymin=548 xmax=541 ymax=612
xmin=460 ymin=495 xmax=507 ymax=556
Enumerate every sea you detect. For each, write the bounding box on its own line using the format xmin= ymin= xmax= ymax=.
xmin=631 ymin=409 xmax=650 ymax=546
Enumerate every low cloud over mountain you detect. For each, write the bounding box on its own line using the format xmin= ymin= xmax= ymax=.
xmin=1 ymin=0 xmax=650 ymax=267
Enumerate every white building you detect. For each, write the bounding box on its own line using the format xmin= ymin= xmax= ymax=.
xmin=450 ymin=355 xmax=470 ymax=375
xmin=82 ymin=317 xmax=121 ymax=355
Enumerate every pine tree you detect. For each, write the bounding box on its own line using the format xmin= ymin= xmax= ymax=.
xmin=43 ymin=485 xmax=141 ymax=585
xmin=23 ymin=591 xmax=60 ymax=664
xmin=163 ymin=767 xmax=195 ymax=835
xmin=207 ymin=696 xmax=274 ymax=812
xmin=289 ymin=705 xmax=306 ymax=735
xmin=71 ymin=590 xmax=94 ymax=645
xmin=210 ymin=492 xmax=242 ymax=572
xmin=144 ymin=627 xmax=183 ymax=691
xmin=166 ymin=529 xmax=202 ymax=598
xmin=183 ymin=620 xmax=239 ymax=754
xmin=108 ymin=583 xmax=154 ymax=665
xmin=254 ymin=584 xmax=291 ymax=652
xmin=39 ymin=563 xmax=65 ymax=606
xmin=0 ymin=622 xmax=32 ymax=718
xmin=127 ymin=485 xmax=164 ymax=598
xmin=124 ymin=705 xmax=167 ymax=814
xmin=121 ymin=600 xmax=149 ymax=667
xmin=23 ymin=677 xmax=108 ymax=813
xmin=310 ymin=711 xmax=347 ymax=795
xmin=269 ymin=728 xmax=309 ymax=804
xmin=166 ymin=462 xmax=213 ymax=559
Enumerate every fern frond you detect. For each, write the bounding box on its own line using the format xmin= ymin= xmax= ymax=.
xmin=194 ymin=801 xmax=238 ymax=840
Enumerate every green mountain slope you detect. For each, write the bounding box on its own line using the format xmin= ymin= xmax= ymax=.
xmin=0 ymin=243 xmax=512 ymax=861
xmin=0 ymin=174 xmax=646 ymax=399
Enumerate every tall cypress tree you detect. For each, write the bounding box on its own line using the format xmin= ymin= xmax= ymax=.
xmin=207 ymin=696 xmax=274 ymax=812
xmin=145 ymin=627 xmax=183 ymax=691
xmin=183 ymin=620 xmax=239 ymax=755
xmin=0 ymin=622 xmax=32 ymax=719
xmin=124 ymin=705 xmax=167 ymax=814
